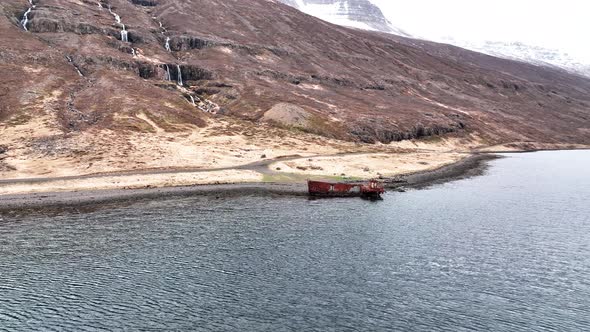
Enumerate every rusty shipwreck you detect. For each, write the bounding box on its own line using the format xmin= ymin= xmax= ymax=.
xmin=307 ymin=180 xmax=385 ymax=199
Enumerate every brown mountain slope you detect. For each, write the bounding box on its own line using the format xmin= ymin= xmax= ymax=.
xmin=1 ymin=0 xmax=590 ymax=183
xmin=1 ymin=0 xmax=589 ymax=145
xmin=152 ymin=0 xmax=590 ymax=144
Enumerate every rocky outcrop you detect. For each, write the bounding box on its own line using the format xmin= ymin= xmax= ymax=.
xmin=28 ymin=17 xmax=118 ymax=36
xmin=351 ymin=122 xmax=464 ymax=144
xmin=166 ymin=35 xmax=217 ymax=51
xmin=131 ymin=0 xmax=158 ymax=6
xmin=254 ymin=70 xmax=365 ymax=89
xmin=164 ymin=35 xmax=289 ymax=57
xmin=137 ymin=63 xmax=162 ymax=80
xmin=137 ymin=63 xmax=213 ymax=82
xmin=262 ymin=103 xmax=312 ymax=128
xmin=179 ymin=65 xmax=215 ymax=81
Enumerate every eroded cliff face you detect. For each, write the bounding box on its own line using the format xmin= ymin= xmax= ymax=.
xmin=0 ymin=0 xmax=589 ymax=146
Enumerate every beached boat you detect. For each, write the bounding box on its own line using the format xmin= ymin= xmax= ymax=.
xmin=307 ymin=180 xmax=385 ymax=199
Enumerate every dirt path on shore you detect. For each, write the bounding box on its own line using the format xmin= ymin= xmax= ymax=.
xmin=0 ymin=149 xmax=467 ymax=195
xmin=0 ymin=151 xmax=410 ymax=185
xmin=0 ymin=153 xmax=304 ymax=185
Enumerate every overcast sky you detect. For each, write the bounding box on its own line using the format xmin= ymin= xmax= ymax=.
xmin=371 ymin=0 xmax=590 ymax=58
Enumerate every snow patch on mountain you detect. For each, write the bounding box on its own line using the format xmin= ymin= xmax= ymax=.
xmin=443 ymin=39 xmax=590 ymax=78
xmin=279 ymin=0 xmax=410 ymax=36
xmin=294 ymin=0 xmax=375 ymax=31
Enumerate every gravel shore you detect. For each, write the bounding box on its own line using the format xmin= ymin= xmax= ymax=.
xmin=0 ymin=154 xmax=499 ymax=215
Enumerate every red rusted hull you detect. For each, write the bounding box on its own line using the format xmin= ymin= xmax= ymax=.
xmin=308 ymin=180 xmax=385 ymax=198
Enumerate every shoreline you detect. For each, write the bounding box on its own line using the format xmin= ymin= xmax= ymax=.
xmin=0 ymin=153 xmax=499 ymax=215
xmin=2 ymin=148 xmax=587 ymax=215
xmin=0 ymin=182 xmax=308 ymax=216
xmin=402 ymin=153 xmax=500 ymax=189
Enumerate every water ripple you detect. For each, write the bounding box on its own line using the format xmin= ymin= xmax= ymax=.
xmin=1 ymin=151 xmax=589 ymax=331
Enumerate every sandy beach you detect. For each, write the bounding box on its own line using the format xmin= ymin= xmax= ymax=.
xmin=0 ymin=113 xmax=475 ymax=201
xmin=1 ymin=113 xmax=587 ymax=213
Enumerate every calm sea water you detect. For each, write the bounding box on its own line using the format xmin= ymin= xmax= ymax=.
xmin=1 ymin=151 xmax=589 ymax=331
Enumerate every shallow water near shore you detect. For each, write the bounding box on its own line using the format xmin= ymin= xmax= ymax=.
xmin=1 ymin=150 xmax=589 ymax=331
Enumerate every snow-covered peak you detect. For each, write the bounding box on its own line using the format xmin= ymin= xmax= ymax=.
xmin=441 ymin=38 xmax=590 ymax=78
xmin=279 ymin=0 xmax=411 ymax=36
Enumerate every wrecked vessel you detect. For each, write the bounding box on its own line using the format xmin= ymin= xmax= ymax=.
xmin=307 ymin=180 xmax=385 ymax=199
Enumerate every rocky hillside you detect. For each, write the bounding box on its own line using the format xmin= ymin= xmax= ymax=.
xmin=281 ymin=1 xmax=590 ymax=79
xmin=1 ymin=0 xmax=589 ymax=145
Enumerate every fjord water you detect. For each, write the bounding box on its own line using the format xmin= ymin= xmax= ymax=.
xmin=1 ymin=151 xmax=589 ymax=331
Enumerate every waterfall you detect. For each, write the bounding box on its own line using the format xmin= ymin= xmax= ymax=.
xmin=131 ymin=48 xmax=137 ymax=57
xmin=21 ymin=8 xmax=32 ymax=30
xmin=97 ymin=1 xmax=102 ymax=9
xmin=108 ymin=6 xmax=128 ymax=42
xmin=121 ymin=27 xmax=128 ymax=42
xmin=155 ymin=19 xmax=166 ymax=38
xmin=176 ymin=65 xmax=183 ymax=86
xmin=21 ymin=0 xmax=35 ymax=31
xmin=164 ymin=64 xmax=171 ymax=81
xmin=190 ymin=95 xmax=196 ymax=106
xmin=164 ymin=37 xmax=171 ymax=52
xmin=65 ymin=56 xmax=84 ymax=77
xmin=158 ymin=21 xmax=166 ymax=32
